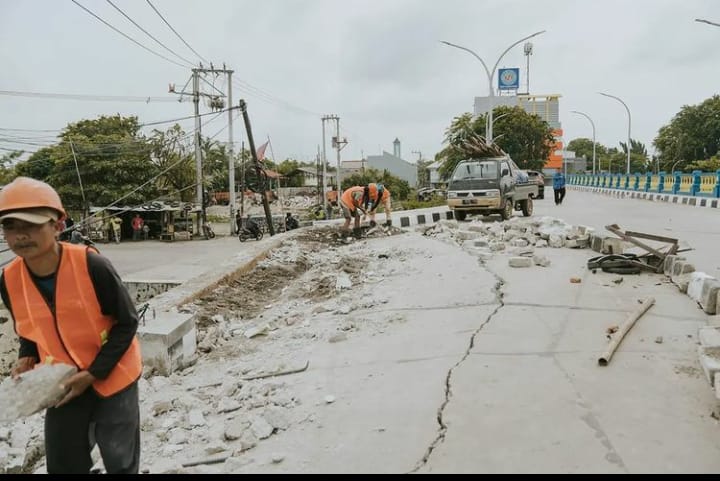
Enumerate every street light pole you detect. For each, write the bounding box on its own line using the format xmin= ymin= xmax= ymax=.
xmin=599 ymin=92 xmax=632 ymax=174
xmin=440 ymin=30 xmax=546 ymax=144
xmin=490 ymin=112 xmax=511 ymax=143
xmin=570 ymin=110 xmax=596 ymax=175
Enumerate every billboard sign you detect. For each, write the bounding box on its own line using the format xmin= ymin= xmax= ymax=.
xmin=498 ymin=68 xmax=520 ymax=91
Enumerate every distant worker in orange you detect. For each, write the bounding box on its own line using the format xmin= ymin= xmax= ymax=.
xmin=339 ymin=185 xmax=367 ymax=237
xmin=364 ymin=183 xmax=392 ymax=227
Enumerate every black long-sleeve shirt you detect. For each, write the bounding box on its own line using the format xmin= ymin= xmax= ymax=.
xmin=0 ymin=249 xmax=139 ymax=380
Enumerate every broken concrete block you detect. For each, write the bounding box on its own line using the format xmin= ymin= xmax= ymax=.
xmin=548 ymin=235 xmax=564 ymax=248
xmin=688 ymin=272 xmax=715 ymax=303
xmin=535 ymin=239 xmax=548 ymax=248
xmin=533 ymin=255 xmax=551 ymax=267
xmin=508 ymin=257 xmax=533 ymax=268
xmin=489 ymin=241 xmax=505 ymax=251
xmin=715 ymin=373 xmax=720 ymax=401
xmin=0 ymin=363 xmax=77 ymax=423
xmin=509 ymin=246 xmax=534 ymax=257
xmin=590 ymin=234 xmax=606 ymax=253
xmin=672 ymin=261 xmax=695 ymax=279
xmin=601 ymin=238 xmax=624 ymax=254
xmin=473 ymin=239 xmax=490 ymax=248
xmin=509 ymin=238 xmax=529 ymax=247
xmin=698 ymin=345 xmax=720 ymax=386
xmin=700 ymin=279 xmax=720 ymax=314
xmin=335 ymin=273 xmax=352 ymax=291
xmin=699 ymin=326 xmax=720 ymax=348
xmin=663 ymin=255 xmax=685 ymax=276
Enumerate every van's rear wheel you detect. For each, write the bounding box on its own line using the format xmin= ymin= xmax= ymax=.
xmin=454 ymin=210 xmax=467 ymax=221
xmin=520 ymin=197 xmax=534 ymax=217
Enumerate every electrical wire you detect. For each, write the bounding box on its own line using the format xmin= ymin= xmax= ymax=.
xmin=145 ymin=0 xmax=209 ymax=65
xmin=70 ymin=0 xmax=190 ymax=69
xmin=105 ymin=0 xmax=197 ymax=67
xmin=0 ymin=89 xmax=178 ymax=103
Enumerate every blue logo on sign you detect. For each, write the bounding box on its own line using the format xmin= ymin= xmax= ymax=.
xmin=498 ymin=68 xmax=520 ymax=90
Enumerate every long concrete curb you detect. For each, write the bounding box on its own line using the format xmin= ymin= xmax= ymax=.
xmin=313 ymin=206 xmax=455 ymax=229
xmin=568 ymin=186 xmax=720 ymax=209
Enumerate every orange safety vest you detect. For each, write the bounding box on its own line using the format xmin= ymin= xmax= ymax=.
xmin=340 ymin=186 xmax=366 ymax=212
xmin=5 ymin=242 xmax=142 ymax=397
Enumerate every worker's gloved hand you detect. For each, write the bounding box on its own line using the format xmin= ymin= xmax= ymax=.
xmin=369 ymin=220 xmax=377 ymax=228
xmin=353 ymin=227 xmax=362 ymax=239
xmin=384 ymin=220 xmax=392 ymax=227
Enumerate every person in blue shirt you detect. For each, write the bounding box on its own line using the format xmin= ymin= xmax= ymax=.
xmin=553 ymin=168 xmax=566 ymax=205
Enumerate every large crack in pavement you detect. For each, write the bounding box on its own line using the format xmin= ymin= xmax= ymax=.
xmin=408 ymin=263 xmax=507 ymax=473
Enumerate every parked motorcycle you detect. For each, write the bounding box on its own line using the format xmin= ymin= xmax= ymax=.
xmin=238 ymin=227 xmax=263 ymax=242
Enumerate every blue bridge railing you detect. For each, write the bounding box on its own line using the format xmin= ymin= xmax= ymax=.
xmin=567 ymin=170 xmax=720 ymax=198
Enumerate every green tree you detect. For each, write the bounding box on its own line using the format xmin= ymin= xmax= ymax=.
xmin=49 ymin=115 xmax=158 ymax=210
xmin=341 ymin=168 xmax=411 ymax=200
xmin=654 ymin=95 xmax=720 ymax=171
xmin=148 ymin=124 xmax=195 ymax=201
xmin=566 ymin=138 xmax=608 ymax=167
xmin=0 ymin=150 xmax=22 ymax=184
xmin=14 ymin=146 xmax=58 ymax=182
xmin=417 ymin=159 xmax=433 ymax=187
xmin=437 ymin=106 xmax=554 ymax=179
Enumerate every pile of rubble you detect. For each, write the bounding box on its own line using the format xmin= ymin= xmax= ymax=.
xmin=417 ymin=216 xmax=593 ymax=268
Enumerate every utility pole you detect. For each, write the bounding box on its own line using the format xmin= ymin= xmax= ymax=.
xmin=226 ymin=68 xmax=236 ymax=234
xmin=240 ymin=100 xmax=275 ymax=236
xmin=192 ymin=69 xmax=203 ymax=236
xmin=326 ymin=115 xmax=347 ymax=197
xmin=321 ymin=116 xmax=328 ymax=217
xmin=171 ymin=65 xmax=236 ymax=237
xmin=412 ymin=150 xmax=423 ymax=188
xmin=240 ymin=140 xmax=245 ymax=219
xmin=316 ymin=145 xmax=322 ymax=207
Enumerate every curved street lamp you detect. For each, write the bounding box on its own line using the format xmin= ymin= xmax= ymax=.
xmin=440 ymin=30 xmax=546 ymax=144
xmin=570 ymin=110 xmax=597 ymax=175
xmin=598 ymin=92 xmax=632 ymax=174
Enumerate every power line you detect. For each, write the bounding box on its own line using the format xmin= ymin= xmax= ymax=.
xmin=145 ymin=0 xmax=209 ymax=65
xmin=0 ymin=89 xmax=177 ymax=103
xmin=105 ymin=0 xmax=197 ymax=67
xmin=70 ymin=0 xmax=190 ymax=69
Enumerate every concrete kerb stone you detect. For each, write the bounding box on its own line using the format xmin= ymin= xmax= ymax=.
xmin=688 ymin=272 xmax=715 ymax=304
xmin=700 ymin=278 xmax=720 ymax=314
xmin=663 ymin=255 xmax=685 ymax=276
xmin=698 ymin=345 xmax=720 ymax=387
xmin=137 ymin=234 xmax=293 ymax=375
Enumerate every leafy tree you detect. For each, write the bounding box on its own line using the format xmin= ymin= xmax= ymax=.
xmin=417 ymin=159 xmax=434 ymax=187
xmin=148 ymin=124 xmax=195 ymax=201
xmin=654 ymin=95 xmax=720 ymax=171
xmin=14 ymin=146 xmax=58 ymax=182
xmin=49 ymin=115 xmax=158 ymax=210
xmin=341 ymin=168 xmax=411 ymax=200
xmin=0 ymin=150 xmax=22 ymax=184
xmin=437 ymin=106 xmax=554 ymax=179
xmin=566 ymin=138 xmax=608 ymax=167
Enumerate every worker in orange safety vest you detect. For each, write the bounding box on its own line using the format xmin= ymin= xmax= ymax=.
xmin=0 ymin=177 xmax=142 ymax=474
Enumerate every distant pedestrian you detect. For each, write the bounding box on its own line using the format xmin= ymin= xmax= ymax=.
xmin=111 ymin=216 xmax=122 ymax=243
xmin=131 ymin=214 xmax=144 ymax=241
xmin=553 ymin=168 xmax=566 ymax=205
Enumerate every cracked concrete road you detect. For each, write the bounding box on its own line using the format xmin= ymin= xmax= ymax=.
xmin=214 ymin=227 xmax=720 ymax=473
xmin=419 ymin=246 xmax=720 ymax=474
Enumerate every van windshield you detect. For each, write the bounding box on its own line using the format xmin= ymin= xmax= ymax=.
xmin=451 ymin=161 xmax=498 ymax=181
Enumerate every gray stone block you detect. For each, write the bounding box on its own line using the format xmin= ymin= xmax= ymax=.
xmin=672 ymin=261 xmax=695 ymax=278
xmin=0 ymin=364 xmax=77 ymax=422
xmin=699 ymin=326 xmax=720 ymax=348
xmin=701 ymin=279 xmax=720 ymax=314
xmin=138 ymin=311 xmax=196 ymax=376
xmin=508 ymin=257 xmax=533 ymax=268
xmin=590 ymin=234 xmax=606 ymax=252
xmin=671 ymin=273 xmax=693 ymax=293
xmin=601 ymin=237 xmax=624 ymax=254
xmin=698 ymin=345 xmax=720 ymax=386
xmin=663 ymin=255 xmax=685 ymax=276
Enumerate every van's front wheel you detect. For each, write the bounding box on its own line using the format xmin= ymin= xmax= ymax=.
xmin=501 ymin=199 xmax=513 ymax=220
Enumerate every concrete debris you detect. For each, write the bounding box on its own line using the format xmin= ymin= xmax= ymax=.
xmin=655 ymin=336 xmax=664 ymax=344
xmin=533 ymin=255 xmax=551 ymax=267
xmin=324 ymin=395 xmax=336 ymax=404
xmin=328 ymin=332 xmax=348 ymax=343
xmin=335 ymin=273 xmax=353 ymax=291
xmin=570 ymin=277 xmax=582 ymax=284
xmin=271 ymin=454 xmax=285 ymax=464
xmin=0 ymin=363 xmax=77 ymax=423
xmin=509 ymin=257 xmax=533 ymax=268
xmin=606 ymin=325 xmax=619 ymax=335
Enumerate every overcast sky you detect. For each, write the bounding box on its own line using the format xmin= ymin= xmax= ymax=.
xmin=1 ymin=0 xmax=718 ymax=165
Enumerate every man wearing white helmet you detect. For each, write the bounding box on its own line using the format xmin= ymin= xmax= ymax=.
xmin=0 ymin=177 xmax=142 ymax=474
